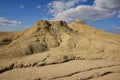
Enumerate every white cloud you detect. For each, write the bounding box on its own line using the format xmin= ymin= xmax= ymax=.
xmin=48 ymin=0 xmax=86 ymax=15
xmin=54 ymin=5 xmax=115 ymax=21
xmin=36 ymin=5 xmax=41 ymax=8
xmin=0 ymin=17 xmax=21 ymax=26
xmin=20 ymin=5 xmax=24 ymax=8
xmin=48 ymin=1 xmax=68 ymax=15
xmin=94 ymin=0 xmax=120 ymax=10
xmin=48 ymin=0 xmax=120 ymax=22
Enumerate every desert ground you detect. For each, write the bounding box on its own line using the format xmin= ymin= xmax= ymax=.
xmin=0 ymin=19 xmax=120 ymax=80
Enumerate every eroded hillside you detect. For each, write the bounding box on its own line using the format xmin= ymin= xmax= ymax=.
xmin=0 ymin=19 xmax=120 ymax=80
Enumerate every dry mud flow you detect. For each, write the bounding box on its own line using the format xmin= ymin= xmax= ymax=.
xmin=0 ymin=19 xmax=120 ymax=80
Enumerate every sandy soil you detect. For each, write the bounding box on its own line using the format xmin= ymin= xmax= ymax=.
xmin=0 ymin=60 xmax=120 ymax=80
xmin=0 ymin=19 xmax=120 ymax=80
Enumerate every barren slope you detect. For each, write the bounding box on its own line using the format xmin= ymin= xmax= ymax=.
xmin=0 ymin=19 xmax=120 ymax=80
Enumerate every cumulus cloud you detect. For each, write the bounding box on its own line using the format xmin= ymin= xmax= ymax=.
xmin=94 ymin=0 xmax=120 ymax=10
xmin=54 ymin=6 xmax=115 ymax=21
xmin=0 ymin=17 xmax=21 ymax=26
xmin=48 ymin=0 xmax=120 ymax=22
xmin=48 ymin=0 xmax=87 ymax=15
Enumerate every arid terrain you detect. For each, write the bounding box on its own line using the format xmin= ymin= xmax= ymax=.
xmin=0 ymin=19 xmax=120 ymax=80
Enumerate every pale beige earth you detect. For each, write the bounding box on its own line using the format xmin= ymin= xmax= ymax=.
xmin=0 ymin=19 xmax=120 ymax=80
xmin=0 ymin=60 xmax=120 ymax=80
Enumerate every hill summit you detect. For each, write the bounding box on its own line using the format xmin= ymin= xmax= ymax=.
xmin=0 ymin=19 xmax=120 ymax=61
xmin=0 ymin=19 xmax=120 ymax=80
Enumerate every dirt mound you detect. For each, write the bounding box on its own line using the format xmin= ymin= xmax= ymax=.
xmin=0 ymin=19 xmax=120 ymax=60
xmin=0 ymin=19 xmax=120 ymax=80
xmin=0 ymin=20 xmax=75 ymax=58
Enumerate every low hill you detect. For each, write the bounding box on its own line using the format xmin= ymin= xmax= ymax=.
xmin=0 ymin=19 xmax=120 ymax=80
xmin=0 ymin=19 xmax=119 ymax=60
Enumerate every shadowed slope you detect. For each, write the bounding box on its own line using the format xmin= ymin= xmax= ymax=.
xmin=0 ymin=20 xmax=75 ymax=59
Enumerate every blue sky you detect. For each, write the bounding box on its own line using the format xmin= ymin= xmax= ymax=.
xmin=0 ymin=0 xmax=120 ymax=34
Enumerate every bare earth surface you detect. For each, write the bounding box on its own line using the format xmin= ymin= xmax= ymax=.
xmin=0 ymin=19 xmax=120 ymax=80
xmin=0 ymin=60 xmax=120 ymax=80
